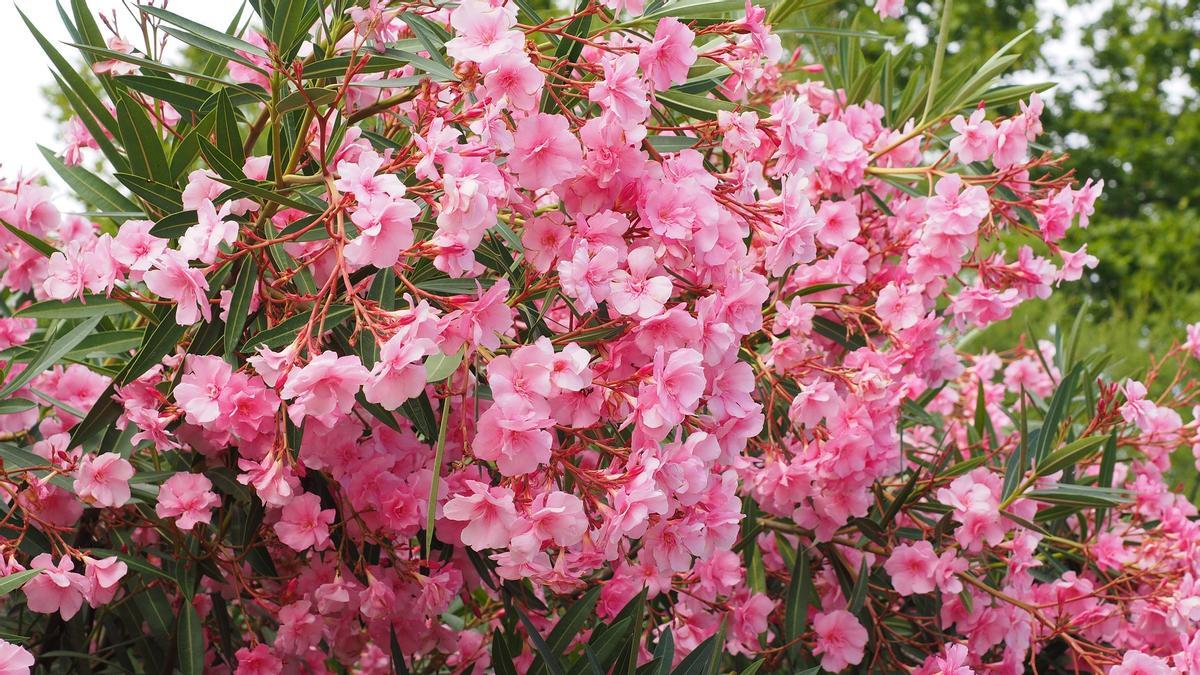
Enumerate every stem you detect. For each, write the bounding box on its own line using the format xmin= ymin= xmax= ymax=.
xmin=424 ymin=390 xmax=454 ymax=563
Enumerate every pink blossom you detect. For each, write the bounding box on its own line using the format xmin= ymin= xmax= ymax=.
xmin=509 ymin=113 xmax=584 ymax=190
xmin=1109 ymin=651 xmax=1174 ymax=675
xmin=589 ymin=54 xmax=650 ymax=124
xmin=812 ymin=610 xmax=869 ymax=672
xmin=474 ymin=398 xmax=554 ymax=476
xmin=608 ymin=246 xmax=673 ymax=318
xmin=364 ymin=335 xmax=434 ymax=409
xmin=274 ymin=492 xmax=335 ymax=552
xmin=111 ymin=219 xmax=167 ymax=272
xmin=156 ymin=473 xmax=222 ymax=530
xmin=179 ymin=199 xmax=238 ymax=264
xmin=24 ymin=554 xmax=89 ymax=620
xmin=557 ymin=245 xmax=619 ymax=313
xmin=442 ymin=480 xmax=518 ymax=550
xmin=235 ymin=645 xmax=283 ymax=675
xmin=445 ymin=0 xmax=523 ymax=64
xmin=345 ymin=196 xmax=420 ymax=269
xmin=174 ymin=355 xmax=232 ymax=425
xmin=885 ymin=541 xmax=939 ymax=595
xmin=82 ymin=555 xmax=127 ymax=607
xmin=74 ymin=452 xmax=134 ymax=507
xmin=0 ymin=639 xmax=34 ymax=675
xmin=143 ymin=250 xmax=211 ymax=325
xmin=871 ymin=0 xmax=904 ymax=19
xmin=481 ymin=53 xmax=545 ymax=111
xmin=639 ymin=18 xmax=697 ymax=91
xmin=949 ymin=109 xmax=997 ymax=164
xmin=279 ymin=351 xmax=370 ymax=426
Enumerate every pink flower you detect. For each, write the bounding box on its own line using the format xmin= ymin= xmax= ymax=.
xmin=481 ymin=52 xmax=545 ymax=111
xmin=143 ymin=250 xmax=211 ymax=325
xmin=179 ymin=199 xmax=237 ymax=264
xmin=871 ymin=0 xmax=904 ymax=19
xmin=156 ymin=473 xmax=222 ymax=530
xmin=82 ymin=555 xmax=127 ymax=607
xmin=589 ymin=53 xmax=650 ymax=124
xmin=279 ymin=351 xmax=370 ymax=426
xmin=274 ymin=492 xmax=335 ymax=552
xmin=235 ymin=644 xmax=283 ymax=675
xmin=639 ymin=18 xmax=697 ymax=91
xmin=334 ymin=151 xmax=404 ymax=205
xmin=521 ymin=212 xmax=570 ymax=273
xmin=1109 ymin=651 xmax=1174 ymax=675
xmin=442 ymin=480 xmax=518 ymax=550
xmin=528 ymin=491 xmax=588 ymax=546
xmin=885 ymin=541 xmax=939 ymax=595
xmin=949 ymin=109 xmax=997 ymax=164
xmin=812 ymin=609 xmax=869 ymax=672
xmin=639 ymin=347 xmax=707 ymax=431
xmin=111 ymin=219 xmax=167 ymax=272
xmin=174 ymin=355 xmax=232 ymax=425
xmin=876 ymin=282 xmax=924 ymax=331
xmin=441 ymin=279 xmax=514 ymax=353
xmin=445 ymin=0 xmax=523 ymax=64
xmin=0 ymin=638 xmax=34 ymax=675
xmin=24 ymin=554 xmax=89 ymax=620
xmin=557 ymin=245 xmax=619 ymax=313
xmin=363 ymin=335 xmax=434 ymax=409
xmin=508 ymin=113 xmax=584 ymax=190
xmin=237 ymin=454 xmax=300 ymax=508
xmin=74 ymin=452 xmax=134 ymax=507
xmin=345 ymin=196 xmax=420 ymax=270
xmin=608 ymin=246 xmax=673 ymax=319
xmin=473 ymin=398 xmax=555 ymax=476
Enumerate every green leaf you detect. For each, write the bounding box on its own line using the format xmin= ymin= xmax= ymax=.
xmin=1026 ymin=484 xmax=1131 ymax=508
xmin=140 ymin=5 xmax=267 ymax=58
xmin=1 ymin=221 xmax=57 ymax=257
xmin=177 ymin=599 xmax=205 ymax=675
xmin=18 ymin=8 xmax=118 ymax=134
xmin=783 ymin=547 xmax=811 ymax=653
xmin=1033 ymin=363 xmax=1083 ymax=466
xmin=277 ymin=86 xmax=339 ymax=114
xmin=117 ymin=75 xmax=213 ymax=113
xmin=492 ymin=629 xmax=520 ymax=675
xmin=530 ymin=587 xmax=600 ymax=675
xmin=113 ymin=173 xmax=184 ymax=213
xmin=642 ymin=0 xmax=769 ymax=20
xmin=0 ymin=316 xmax=103 ymax=399
xmin=424 ymin=349 xmax=464 ymax=383
xmin=646 ymin=135 xmax=699 ymax=153
xmin=1034 ymin=435 xmax=1109 ymax=479
xmin=115 ymin=92 xmax=171 ymax=181
xmin=656 ymin=89 xmax=738 ymax=120
xmin=243 ymin=304 xmax=353 ymax=350
xmin=0 ymin=569 xmax=42 ymax=596
xmin=224 ymin=257 xmax=258 ymax=357
xmin=214 ymin=89 xmax=248 ymax=167
xmin=269 ymin=0 xmax=320 ymax=60
xmin=38 ymin=146 xmax=139 ymax=216
xmin=847 ymin=557 xmax=869 ymax=614
xmin=214 ymin=177 xmax=324 ymax=214
xmin=0 ymin=399 xmax=36 ymax=414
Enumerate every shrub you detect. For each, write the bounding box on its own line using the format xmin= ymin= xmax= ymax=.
xmin=0 ymin=1 xmax=1195 ymax=674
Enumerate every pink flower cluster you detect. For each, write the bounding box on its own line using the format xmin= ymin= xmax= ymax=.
xmin=0 ymin=0 xmax=1195 ymax=673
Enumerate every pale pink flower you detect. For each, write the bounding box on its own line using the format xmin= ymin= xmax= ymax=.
xmin=345 ymin=196 xmax=420 ymax=269
xmin=608 ymin=246 xmax=673 ymax=319
xmin=174 ymin=355 xmax=232 ymax=425
xmin=949 ymin=109 xmax=997 ymax=164
xmin=0 ymin=638 xmax=34 ymax=675
xmin=274 ymin=492 xmax=335 ymax=552
xmin=473 ymin=398 xmax=554 ymax=476
xmin=363 ymin=335 xmax=434 ymax=409
xmin=508 ymin=113 xmax=584 ymax=190
xmin=639 ymin=18 xmax=697 ymax=91
xmin=111 ymin=220 xmax=167 ymax=272
xmin=179 ymin=199 xmax=238 ymax=264
xmin=83 ymin=556 xmax=127 ymax=607
xmin=143 ymin=250 xmax=211 ymax=325
xmin=279 ymin=351 xmax=370 ymax=426
xmin=812 ymin=609 xmax=868 ymax=672
xmin=442 ymin=480 xmax=518 ymax=550
xmin=481 ymin=52 xmax=545 ymax=111
xmin=156 ymin=473 xmax=222 ymax=530
xmin=74 ymin=452 xmax=134 ymax=508
xmin=885 ymin=541 xmax=939 ymax=595
xmin=24 ymin=554 xmax=89 ymax=620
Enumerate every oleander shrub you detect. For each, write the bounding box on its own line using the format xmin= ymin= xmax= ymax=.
xmin=0 ymin=0 xmax=1197 ymax=674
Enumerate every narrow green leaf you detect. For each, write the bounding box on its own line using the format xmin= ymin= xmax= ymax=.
xmin=0 ymin=316 xmax=102 ymax=399
xmin=38 ymin=146 xmax=138 ymax=216
xmin=177 ymin=600 xmax=205 ymax=674
xmin=224 ymin=257 xmax=258 ymax=358
xmin=0 ymin=569 xmax=42 ymax=596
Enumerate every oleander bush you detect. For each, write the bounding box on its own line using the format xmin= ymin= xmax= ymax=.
xmin=0 ymin=0 xmax=1198 ymax=673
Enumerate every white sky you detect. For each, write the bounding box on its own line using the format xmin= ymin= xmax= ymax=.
xmin=0 ymin=0 xmax=241 ymax=178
